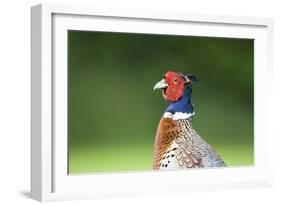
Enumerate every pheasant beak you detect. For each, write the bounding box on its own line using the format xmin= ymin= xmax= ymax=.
xmin=153 ymin=79 xmax=168 ymax=90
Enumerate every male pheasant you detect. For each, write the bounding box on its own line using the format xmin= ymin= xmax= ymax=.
xmin=153 ymin=71 xmax=226 ymax=170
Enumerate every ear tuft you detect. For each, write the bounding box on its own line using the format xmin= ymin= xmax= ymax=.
xmin=187 ymin=74 xmax=198 ymax=82
xmin=177 ymin=72 xmax=198 ymax=82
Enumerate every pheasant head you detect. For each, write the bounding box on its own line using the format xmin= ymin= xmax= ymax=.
xmin=153 ymin=71 xmax=197 ymax=102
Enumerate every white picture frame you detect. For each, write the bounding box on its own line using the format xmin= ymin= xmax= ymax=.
xmin=31 ymin=3 xmax=274 ymax=202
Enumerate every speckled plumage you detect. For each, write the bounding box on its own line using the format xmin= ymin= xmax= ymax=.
xmin=153 ymin=117 xmax=226 ymax=170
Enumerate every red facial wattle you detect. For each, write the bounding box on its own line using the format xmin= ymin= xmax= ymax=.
xmin=163 ymin=71 xmax=187 ymax=102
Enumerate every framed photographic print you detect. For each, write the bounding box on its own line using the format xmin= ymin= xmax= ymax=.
xmin=31 ymin=3 xmax=274 ymax=201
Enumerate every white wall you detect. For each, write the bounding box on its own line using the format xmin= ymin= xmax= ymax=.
xmin=0 ymin=0 xmax=280 ymax=205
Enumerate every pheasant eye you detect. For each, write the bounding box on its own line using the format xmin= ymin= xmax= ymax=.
xmin=174 ymin=78 xmax=178 ymax=83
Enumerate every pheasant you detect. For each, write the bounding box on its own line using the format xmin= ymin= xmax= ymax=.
xmin=153 ymin=71 xmax=226 ymax=170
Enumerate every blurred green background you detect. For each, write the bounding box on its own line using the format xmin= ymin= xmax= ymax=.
xmin=68 ymin=31 xmax=254 ymax=174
